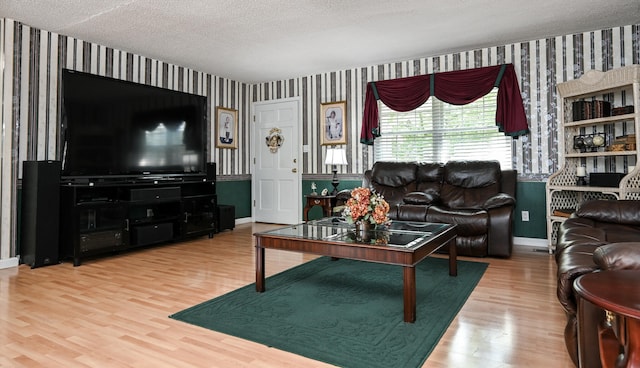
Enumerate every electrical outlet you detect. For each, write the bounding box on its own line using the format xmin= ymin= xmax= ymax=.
xmin=521 ymin=210 xmax=529 ymax=222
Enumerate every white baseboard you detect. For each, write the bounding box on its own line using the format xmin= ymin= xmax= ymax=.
xmin=235 ymin=217 xmax=253 ymax=225
xmin=514 ymin=236 xmax=550 ymax=253
xmin=0 ymin=257 xmax=19 ymax=269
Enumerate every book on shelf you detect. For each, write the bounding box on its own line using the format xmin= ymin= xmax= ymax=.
xmin=572 ymin=100 xmax=611 ymax=121
xmin=553 ymin=208 xmax=574 ymax=218
xmin=612 ymin=106 xmax=634 ymax=115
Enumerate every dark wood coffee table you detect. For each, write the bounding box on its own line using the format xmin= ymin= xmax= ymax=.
xmin=254 ymin=218 xmax=457 ymax=323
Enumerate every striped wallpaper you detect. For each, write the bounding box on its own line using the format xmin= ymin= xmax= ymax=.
xmin=1 ymin=17 xmax=639 ymax=261
xmin=0 ymin=18 xmax=251 ymax=260
xmin=253 ymin=24 xmax=640 ymax=177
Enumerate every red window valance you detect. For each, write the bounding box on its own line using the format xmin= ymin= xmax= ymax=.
xmin=360 ymin=63 xmax=529 ymax=145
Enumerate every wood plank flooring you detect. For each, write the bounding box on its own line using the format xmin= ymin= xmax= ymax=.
xmin=0 ymin=222 xmax=574 ymax=367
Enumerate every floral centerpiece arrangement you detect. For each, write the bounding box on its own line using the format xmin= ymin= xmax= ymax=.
xmin=342 ymin=187 xmax=391 ymax=226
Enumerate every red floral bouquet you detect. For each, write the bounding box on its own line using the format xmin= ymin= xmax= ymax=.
xmin=342 ymin=187 xmax=391 ymax=225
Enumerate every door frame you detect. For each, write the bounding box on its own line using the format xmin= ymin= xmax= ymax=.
xmin=250 ymin=96 xmax=302 ymax=223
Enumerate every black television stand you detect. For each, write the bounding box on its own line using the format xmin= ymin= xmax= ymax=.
xmin=59 ymin=176 xmax=217 ymax=266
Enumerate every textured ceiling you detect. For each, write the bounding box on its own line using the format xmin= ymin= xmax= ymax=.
xmin=1 ymin=0 xmax=639 ymax=83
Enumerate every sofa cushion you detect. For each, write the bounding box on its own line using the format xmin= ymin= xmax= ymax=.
xmin=440 ymin=161 xmax=501 ymax=209
xmin=443 ymin=160 xmax=501 ymax=188
xmin=556 ymin=218 xmax=608 ymax=252
xmin=576 ymin=199 xmax=640 ymax=226
xmin=369 ymin=162 xmax=418 ymax=206
xmin=370 ymin=162 xmax=417 ymax=188
xmin=415 ymin=162 xmax=444 ymax=192
xmin=600 ymin=223 xmax=640 ymax=243
xmin=593 ymin=242 xmax=640 ymax=270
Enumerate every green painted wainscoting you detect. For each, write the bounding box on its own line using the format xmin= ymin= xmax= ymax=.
xmin=302 ymin=179 xmax=548 ymax=239
xmin=513 ymin=181 xmax=547 ymax=239
xmin=217 ymin=178 xmax=358 ymax=222
xmin=207 ymin=178 xmax=547 ymax=239
xmin=215 ymin=180 xmax=252 ymax=219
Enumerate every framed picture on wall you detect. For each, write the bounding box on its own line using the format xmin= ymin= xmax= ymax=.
xmin=320 ymin=101 xmax=347 ymax=145
xmin=216 ymin=107 xmax=238 ymax=149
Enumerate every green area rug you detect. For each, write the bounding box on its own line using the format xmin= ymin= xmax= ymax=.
xmin=170 ymin=257 xmax=487 ymax=368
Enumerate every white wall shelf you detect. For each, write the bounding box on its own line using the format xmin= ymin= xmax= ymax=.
xmin=546 ymin=65 xmax=640 ymax=253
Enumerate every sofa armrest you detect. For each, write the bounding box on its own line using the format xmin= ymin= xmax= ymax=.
xmin=403 ymin=190 xmax=440 ymax=205
xmin=593 ymin=242 xmax=640 ymax=270
xmin=483 ymin=193 xmax=515 ymax=210
xmin=486 ymin=205 xmax=514 ymax=257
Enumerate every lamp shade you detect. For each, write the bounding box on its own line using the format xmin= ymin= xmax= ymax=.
xmin=325 ymin=148 xmax=348 ymax=166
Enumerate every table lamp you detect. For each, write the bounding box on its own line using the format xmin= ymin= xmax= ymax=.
xmin=325 ymin=148 xmax=348 ymax=195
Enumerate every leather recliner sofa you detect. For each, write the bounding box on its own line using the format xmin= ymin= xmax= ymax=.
xmin=555 ymin=199 xmax=640 ymax=367
xmin=350 ymin=160 xmax=517 ymax=257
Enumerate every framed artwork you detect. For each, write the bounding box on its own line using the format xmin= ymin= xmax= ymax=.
xmin=320 ymin=101 xmax=347 ymax=145
xmin=216 ymin=107 xmax=238 ymax=149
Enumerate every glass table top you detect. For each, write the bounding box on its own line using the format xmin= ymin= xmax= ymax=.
xmin=256 ymin=217 xmax=452 ymax=249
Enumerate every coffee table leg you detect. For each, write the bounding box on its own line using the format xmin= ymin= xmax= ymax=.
xmin=256 ymin=244 xmax=265 ymax=292
xmin=403 ymin=266 xmax=416 ymax=323
xmin=449 ymin=238 xmax=457 ymax=277
xmin=624 ymin=317 xmax=640 ymax=368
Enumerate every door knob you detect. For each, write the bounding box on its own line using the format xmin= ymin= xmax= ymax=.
xmin=292 ymin=168 xmax=297 ymax=173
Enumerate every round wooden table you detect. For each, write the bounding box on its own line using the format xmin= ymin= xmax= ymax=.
xmin=574 ymin=270 xmax=640 ymax=368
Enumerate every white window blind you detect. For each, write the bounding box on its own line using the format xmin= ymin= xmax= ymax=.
xmin=374 ymin=88 xmax=513 ymax=168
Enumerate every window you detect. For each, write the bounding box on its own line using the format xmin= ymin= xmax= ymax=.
xmin=374 ymin=88 xmax=513 ymax=168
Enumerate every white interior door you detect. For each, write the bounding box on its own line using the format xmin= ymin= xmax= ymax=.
xmin=252 ymin=98 xmax=301 ymax=224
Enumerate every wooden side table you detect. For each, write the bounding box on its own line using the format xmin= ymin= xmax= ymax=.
xmin=303 ymin=195 xmax=335 ymax=221
xmin=574 ymin=270 xmax=640 ymax=368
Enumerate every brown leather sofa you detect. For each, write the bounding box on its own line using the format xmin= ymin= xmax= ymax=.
xmin=555 ymin=199 xmax=640 ymax=367
xmin=352 ymin=160 xmax=517 ymax=257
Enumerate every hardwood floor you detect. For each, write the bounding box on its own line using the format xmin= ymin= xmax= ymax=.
xmin=0 ymin=222 xmax=574 ymax=367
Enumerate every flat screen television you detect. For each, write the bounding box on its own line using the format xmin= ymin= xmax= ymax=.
xmin=60 ymin=69 xmax=207 ymax=180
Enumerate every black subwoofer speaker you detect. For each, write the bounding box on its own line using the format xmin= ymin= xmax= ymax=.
xmin=216 ymin=205 xmax=235 ymax=232
xmin=20 ymin=160 xmax=61 ymax=268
